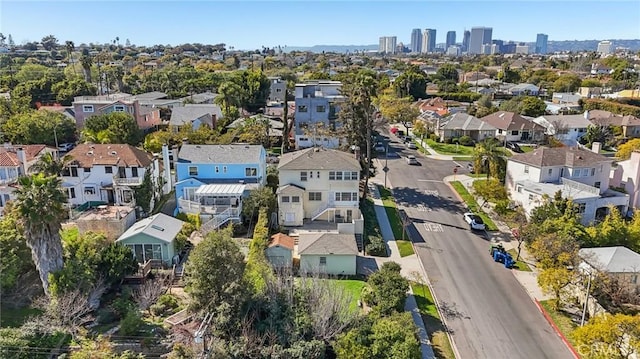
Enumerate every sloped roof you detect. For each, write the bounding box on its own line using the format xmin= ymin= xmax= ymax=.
xmin=298 ymin=232 xmax=358 ymax=255
xmin=579 ymin=246 xmax=640 ymax=273
xmin=116 ymin=213 xmax=184 ymax=244
xmin=440 ymin=113 xmax=497 ymax=131
xmin=170 ymin=106 xmax=215 ymax=127
xmin=178 ymin=144 xmax=264 ymax=164
xmin=278 ymin=148 xmax=360 ymax=171
xmin=269 ymin=233 xmax=295 ymax=250
xmin=536 ymin=114 xmax=592 ymax=130
xmin=509 ymin=147 xmax=610 ymax=167
xmin=480 ymin=111 xmax=545 ymax=131
xmin=66 ymin=144 xmax=153 ymax=168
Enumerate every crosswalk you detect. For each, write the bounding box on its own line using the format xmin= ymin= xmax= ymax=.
xmin=423 ymin=222 xmax=444 ymax=232
xmin=415 ymin=204 xmax=431 ymax=212
xmin=425 ymin=190 xmax=439 ymax=196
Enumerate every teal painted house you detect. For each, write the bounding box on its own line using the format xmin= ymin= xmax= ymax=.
xmin=116 ymin=213 xmax=185 ymax=266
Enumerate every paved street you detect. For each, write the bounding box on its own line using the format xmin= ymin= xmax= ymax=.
xmin=379 ymin=135 xmax=573 ymax=359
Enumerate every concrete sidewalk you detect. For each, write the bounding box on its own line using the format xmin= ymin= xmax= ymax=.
xmin=406 ymin=289 xmax=436 ymax=359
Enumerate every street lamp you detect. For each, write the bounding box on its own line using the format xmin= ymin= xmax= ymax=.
xmin=580 ymin=267 xmax=594 ymax=326
xmin=384 ymin=140 xmax=390 ymax=188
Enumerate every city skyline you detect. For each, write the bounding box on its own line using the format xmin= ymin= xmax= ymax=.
xmin=1 ymin=1 xmax=639 ymax=49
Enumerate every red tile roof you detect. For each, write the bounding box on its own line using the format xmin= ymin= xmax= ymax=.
xmin=269 ymin=233 xmax=295 ymax=250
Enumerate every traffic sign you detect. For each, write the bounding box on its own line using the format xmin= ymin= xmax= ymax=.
xmin=453 ymin=167 xmax=458 ymax=174
xmin=382 ymin=166 xmax=389 ymax=173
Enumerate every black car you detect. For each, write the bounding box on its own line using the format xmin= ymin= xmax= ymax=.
xmin=506 ymin=141 xmax=524 ymax=153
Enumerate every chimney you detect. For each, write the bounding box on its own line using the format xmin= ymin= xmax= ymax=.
xmin=591 ymin=141 xmax=602 ymax=154
xmin=3 ymin=142 xmax=12 ymax=151
xmin=161 ymin=144 xmax=172 ymax=194
xmin=16 ymin=147 xmax=27 ymax=175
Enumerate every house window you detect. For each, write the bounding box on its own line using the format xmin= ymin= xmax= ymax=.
xmin=590 ymin=168 xmax=595 ymax=176
xmin=528 ymin=194 xmax=534 ymax=200
xmin=524 ymin=165 xmax=529 ymax=174
xmin=498 ymin=129 xmax=503 ymax=134
xmin=595 ymin=182 xmax=601 ymax=188
xmin=316 ymin=105 xmax=326 ymax=113
xmin=300 ymin=171 xmax=308 ymax=181
xmin=69 ymin=166 xmax=78 ymax=177
xmin=632 ymin=275 xmax=638 ymax=284
xmin=336 ymin=192 xmax=357 ymax=201
xmin=131 ymin=167 xmax=138 ymax=177
xmin=583 ymin=169 xmax=589 ymax=177
xmin=335 ymin=171 xmax=343 ymax=180
xmin=511 ymin=130 xmax=519 ymax=136
xmin=329 ymin=171 xmax=335 ymax=180
xmin=105 ymin=166 xmax=113 ymax=174
xmin=577 ymin=203 xmax=586 ymax=214
xmin=188 ymin=166 xmax=198 ymax=176
xmin=84 ymin=187 xmax=96 ymax=195
xmin=317 ymin=171 xmax=320 ymax=179
xmin=309 ymin=171 xmax=313 ymax=179
xmin=84 ymin=167 xmax=91 ymax=173
xmin=245 ymin=167 xmax=257 ymax=177
xmin=517 ymin=186 xmax=522 ymax=193
xmin=319 ymin=257 xmax=327 ymax=266
xmin=292 ymin=196 xmax=300 ymax=203
xmin=298 ymin=105 xmax=308 ymax=113
xmin=69 ymin=188 xmax=76 ymax=199
xmin=349 ymin=171 xmax=358 ymax=180
xmin=309 ymin=192 xmax=322 ymax=201
xmin=282 ymin=196 xmax=290 ymax=203
xmin=223 ymin=166 xmax=228 ymax=173
xmin=82 ymin=105 xmax=94 ymax=113
xmin=215 ymin=166 xmax=219 ymax=173
xmin=114 ymin=105 xmax=126 ymax=112
xmin=548 ymin=168 xmax=552 ymax=175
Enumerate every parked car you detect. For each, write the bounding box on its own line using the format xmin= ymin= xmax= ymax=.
xmin=58 ymin=143 xmax=75 ymax=152
xmin=467 ymin=163 xmax=475 ymax=173
xmin=506 ymin=141 xmax=524 ymax=153
xmin=406 ymin=142 xmax=417 ymax=150
xmin=374 ymin=142 xmax=386 ymax=153
xmin=463 ymin=212 xmax=486 ymax=231
xmin=406 ymin=155 xmax=418 ymax=165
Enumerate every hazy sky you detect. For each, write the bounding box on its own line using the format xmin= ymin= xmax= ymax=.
xmin=2 ymin=1 xmax=639 ymax=49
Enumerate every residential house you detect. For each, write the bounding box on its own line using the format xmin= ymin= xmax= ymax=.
xmin=226 ymin=115 xmax=284 ymax=138
xmin=61 ymin=144 xmax=162 ymax=211
xmin=181 ymin=91 xmax=217 ymax=104
xmin=551 ymin=93 xmax=582 ymax=105
xmin=38 ymin=105 xmax=76 ymax=122
xmin=579 ymin=246 xmax=640 ymax=292
xmin=533 ymin=113 xmax=592 ymax=145
xmin=610 ymin=151 xmax=640 ymax=211
xmin=174 ymin=144 xmax=266 ymax=231
xmin=589 ymin=110 xmax=640 ymax=139
xmin=590 ymin=63 xmax=613 ymax=75
xmin=72 ymin=93 xmax=161 ymax=130
xmin=578 ymin=87 xmax=603 ymax=99
xmin=437 ymin=113 xmax=497 ymax=142
xmin=508 ymin=83 xmax=540 ymax=96
xmin=298 ymin=232 xmax=358 ymax=276
xmin=267 ymin=77 xmax=287 ymax=104
xmin=0 ymin=144 xmax=58 ymax=214
xmin=266 ymin=233 xmax=294 ymax=269
xmin=462 ymin=72 xmax=490 ymax=83
xmin=76 ymin=205 xmax=137 ymax=240
xmin=169 ymin=104 xmax=223 ymax=131
xmin=116 ymin=213 xmax=185 ymax=266
xmin=480 ymin=111 xmax=546 ymax=142
xmin=506 ymin=146 xmax=629 ymax=225
xmin=414 ymin=97 xmax=450 ymax=118
xmin=294 ymin=80 xmax=346 ymax=149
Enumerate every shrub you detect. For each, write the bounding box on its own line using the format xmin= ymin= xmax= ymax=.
xmin=494 ymin=200 xmax=511 ymax=215
xmin=111 ymin=296 xmax=134 ymax=319
xmin=366 ymin=236 xmax=387 ymax=257
xmin=429 ymin=133 xmax=439 ymax=142
xmin=119 ymin=310 xmax=144 ymax=336
xmin=96 ymin=308 xmax=118 ymax=325
xmin=151 ymin=294 xmax=180 ymax=316
xmin=459 ymin=135 xmax=474 ymax=146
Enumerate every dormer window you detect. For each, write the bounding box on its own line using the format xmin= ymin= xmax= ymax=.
xmin=82 ymin=105 xmax=94 ymax=113
xmin=114 ymin=105 xmax=126 ymax=112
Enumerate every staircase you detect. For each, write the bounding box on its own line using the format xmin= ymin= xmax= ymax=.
xmin=355 ymin=233 xmax=364 ymax=252
xmin=310 ymin=200 xmax=335 ymax=221
xmin=200 ymin=207 xmax=241 ymax=235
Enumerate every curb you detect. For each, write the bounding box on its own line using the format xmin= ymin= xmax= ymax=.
xmin=534 ymin=300 xmax=581 ymax=359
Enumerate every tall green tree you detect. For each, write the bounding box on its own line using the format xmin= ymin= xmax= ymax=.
xmin=473 ymin=138 xmax=507 ymax=181
xmin=0 ymin=206 xmax=34 ymax=293
xmin=572 ymin=313 xmax=640 ymax=359
xmin=377 ymin=89 xmax=420 ymax=133
xmin=243 ymin=208 xmax=273 ymax=294
xmin=362 ymin=262 xmax=408 ymax=316
xmin=82 ymin=112 xmax=142 ymax=145
xmin=14 ymin=174 xmax=67 ymax=296
xmin=1 ymin=110 xmax=76 ymax=146
xmin=40 ymin=35 xmax=58 ymax=51
xmin=392 ymin=66 xmax=427 ymax=100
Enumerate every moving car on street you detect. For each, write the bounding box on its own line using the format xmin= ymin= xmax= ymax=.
xmin=406 ymin=155 xmax=418 ymax=165
xmin=463 ymin=212 xmax=486 ymax=231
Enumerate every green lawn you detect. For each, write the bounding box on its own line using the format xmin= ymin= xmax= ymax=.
xmin=520 ymin=146 xmax=536 ymax=153
xmin=411 ymin=283 xmax=455 ymax=359
xmin=507 ymin=249 xmax=531 ymax=271
xmin=425 ymin=139 xmax=475 ymax=156
xmin=468 ymin=173 xmax=489 ymax=178
xmin=452 ymin=156 xmax=473 ymax=161
xmin=450 ymin=181 xmax=498 ymax=231
xmin=330 ymin=279 xmax=367 ymax=312
xmin=377 ymin=186 xmax=415 ymax=257
xmin=0 ymin=305 xmax=42 ymax=328
xmin=539 ymin=300 xmax=580 ymax=351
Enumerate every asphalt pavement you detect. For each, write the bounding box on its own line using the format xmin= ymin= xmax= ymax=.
xmin=379 ymin=133 xmax=573 ymax=359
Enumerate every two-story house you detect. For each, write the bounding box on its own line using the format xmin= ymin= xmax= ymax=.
xmin=533 ymin=112 xmax=592 ymax=146
xmin=267 ymin=76 xmax=287 ymax=104
xmin=174 ymin=144 xmax=266 ymax=231
xmin=294 ymin=81 xmax=346 ymax=149
xmin=277 ymin=147 xmax=362 ymax=230
xmin=506 ymin=146 xmax=629 ymax=225
xmin=169 ymin=104 xmax=223 ymax=132
xmin=61 ymin=144 xmax=161 ymax=212
xmin=480 ymin=111 xmax=546 ymax=142
xmin=72 ymin=93 xmax=161 ymax=130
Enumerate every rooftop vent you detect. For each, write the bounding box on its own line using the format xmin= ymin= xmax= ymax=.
xmin=87 ymin=151 xmax=94 ymax=156
xmin=151 ymin=224 xmax=164 ymax=231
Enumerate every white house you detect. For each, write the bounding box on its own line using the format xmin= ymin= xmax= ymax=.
xmin=506 ymin=146 xmax=629 ymax=225
xmin=533 ymin=112 xmax=592 ymax=146
xmin=508 ymin=83 xmax=540 ymax=96
xmin=277 ymin=147 xmax=362 ymax=233
xmin=610 ymin=151 xmax=640 ymax=211
xmin=579 ymin=246 xmax=640 ymax=292
xmin=61 ymin=144 xmax=162 ymax=212
xmin=298 ymin=232 xmax=358 ymax=276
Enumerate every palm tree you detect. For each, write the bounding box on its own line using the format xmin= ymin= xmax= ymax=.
xmin=80 ymin=54 xmax=93 ymax=84
xmin=473 ymin=138 xmax=507 ymax=180
xmin=65 ymin=41 xmax=76 ymax=76
xmin=14 ymin=174 xmax=68 ymax=296
xmin=29 ymin=153 xmax=71 ymax=176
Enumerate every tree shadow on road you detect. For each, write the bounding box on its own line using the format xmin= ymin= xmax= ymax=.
xmin=392 ymin=186 xmax=465 ymax=215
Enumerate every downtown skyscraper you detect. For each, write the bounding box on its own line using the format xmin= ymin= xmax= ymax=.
xmin=468 ymin=27 xmax=492 ymax=54
xmin=446 ymin=31 xmax=456 ymax=50
xmin=421 ymin=28 xmax=436 ymax=53
xmin=410 ymin=28 xmax=422 ymax=53
xmin=535 ymin=33 xmax=548 ymax=54
xmin=462 ymin=30 xmax=471 ymax=52
xmin=378 ymin=36 xmax=397 ymax=54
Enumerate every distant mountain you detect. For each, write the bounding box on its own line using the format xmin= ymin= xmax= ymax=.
xmin=283 ymin=39 xmax=640 ymax=54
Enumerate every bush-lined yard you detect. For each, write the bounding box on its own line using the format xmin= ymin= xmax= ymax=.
xmin=450 ymin=181 xmax=498 ymax=231
xmin=330 ymin=279 xmax=367 ymax=312
xmin=425 ymin=139 xmax=475 ymax=156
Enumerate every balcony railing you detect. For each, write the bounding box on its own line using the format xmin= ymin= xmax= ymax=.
xmin=178 ymin=198 xmax=240 ymax=215
xmin=113 ymin=175 xmax=144 ymax=186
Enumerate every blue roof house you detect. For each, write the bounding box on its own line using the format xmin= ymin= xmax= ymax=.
xmin=174 ymin=144 xmax=267 ymax=231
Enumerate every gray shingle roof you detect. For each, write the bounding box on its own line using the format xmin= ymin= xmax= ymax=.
xmin=440 ymin=113 xmax=497 ymax=131
xmin=298 ymin=233 xmax=358 ymax=255
xmin=178 ymin=144 xmax=265 ymax=164
xmin=509 ymin=147 xmax=610 ymax=167
xmin=579 ymin=247 xmax=640 ymax=273
xmin=480 ymin=111 xmax=546 ymax=131
xmin=116 ymin=213 xmax=184 ymax=244
xmin=278 ymin=148 xmax=361 ymax=171
xmin=170 ymin=105 xmax=222 ymax=127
